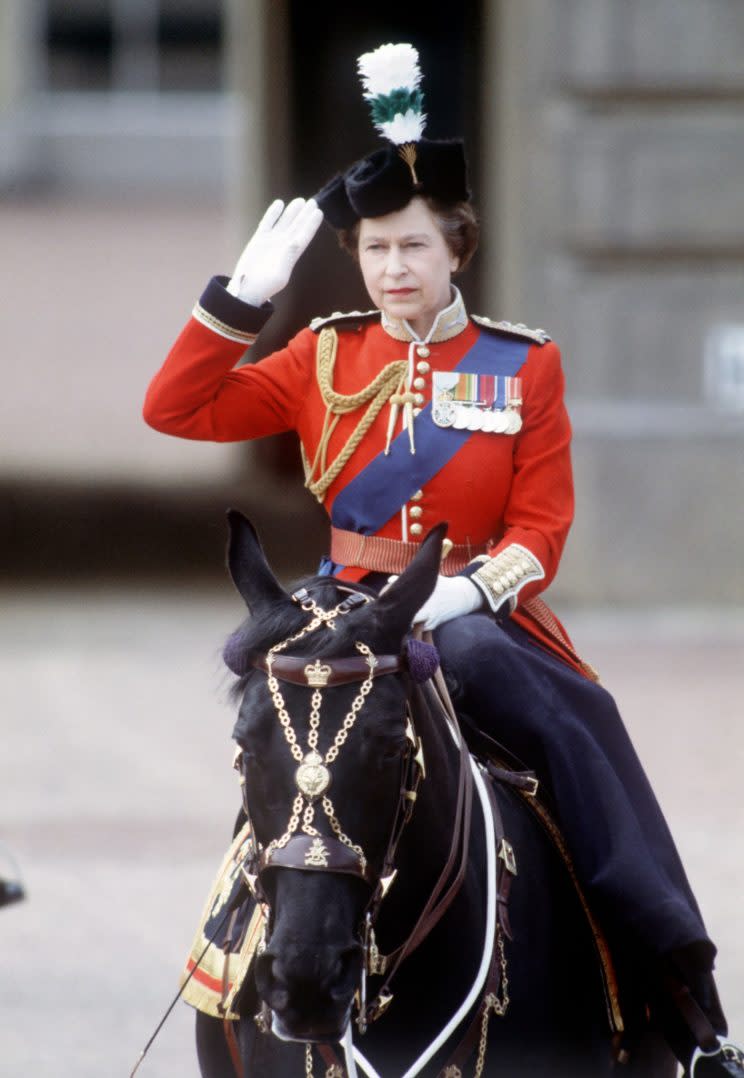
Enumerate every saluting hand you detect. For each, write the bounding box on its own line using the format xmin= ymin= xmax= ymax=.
xmin=226 ymin=197 xmax=324 ymax=307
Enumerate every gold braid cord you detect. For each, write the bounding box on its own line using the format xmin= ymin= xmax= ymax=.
xmin=304 ymin=328 xmax=408 ymax=503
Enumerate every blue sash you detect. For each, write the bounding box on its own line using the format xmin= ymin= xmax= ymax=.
xmin=330 ymin=330 xmax=529 ymax=537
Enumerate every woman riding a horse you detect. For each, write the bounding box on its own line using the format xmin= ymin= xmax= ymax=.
xmin=144 ymin=43 xmax=740 ymax=1077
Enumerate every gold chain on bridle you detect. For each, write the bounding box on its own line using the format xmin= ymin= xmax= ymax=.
xmin=473 ymin=926 xmax=510 ymax=1077
xmin=305 ymin=1043 xmax=344 ymax=1078
xmin=303 ymin=327 xmax=408 ymax=502
xmin=263 ymin=593 xmax=375 ymax=868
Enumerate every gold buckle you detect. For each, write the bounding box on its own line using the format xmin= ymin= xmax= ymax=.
xmin=498 ymin=838 xmax=517 ymax=876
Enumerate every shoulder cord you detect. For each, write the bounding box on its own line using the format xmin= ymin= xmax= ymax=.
xmin=303 ymin=328 xmax=408 ymax=503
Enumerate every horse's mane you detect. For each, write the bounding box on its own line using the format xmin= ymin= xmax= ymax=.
xmin=224 ymin=575 xmax=380 ymax=700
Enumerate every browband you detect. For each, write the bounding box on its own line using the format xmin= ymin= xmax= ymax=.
xmin=253 ymin=653 xmax=403 ymax=687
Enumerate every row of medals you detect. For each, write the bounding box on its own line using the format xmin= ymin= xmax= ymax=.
xmin=432 ymin=396 xmax=523 ymax=434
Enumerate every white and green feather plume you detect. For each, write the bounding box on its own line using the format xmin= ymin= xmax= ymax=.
xmin=357 ymin=43 xmax=426 ymax=145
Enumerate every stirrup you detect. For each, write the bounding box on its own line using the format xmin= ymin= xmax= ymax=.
xmin=690 ymin=1037 xmax=744 ymax=1077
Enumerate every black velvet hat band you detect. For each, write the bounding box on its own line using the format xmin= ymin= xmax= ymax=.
xmin=315 ymin=137 xmax=471 ymax=229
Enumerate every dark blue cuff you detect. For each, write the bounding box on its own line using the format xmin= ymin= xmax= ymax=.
xmin=457 ymin=561 xmax=482 ymax=581
xmin=197 ymin=276 xmax=274 ymax=337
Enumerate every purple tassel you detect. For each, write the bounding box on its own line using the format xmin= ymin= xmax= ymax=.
xmin=223 ymin=630 xmax=252 ymax=676
xmin=406 ymin=637 xmax=440 ymax=683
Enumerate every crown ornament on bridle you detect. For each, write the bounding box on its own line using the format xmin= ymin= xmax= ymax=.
xmin=303 ymin=659 xmax=333 ymax=688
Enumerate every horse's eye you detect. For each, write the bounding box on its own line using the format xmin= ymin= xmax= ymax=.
xmin=381 ymin=741 xmax=405 ymax=760
xmin=371 ymin=732 xmax=407 ymax=763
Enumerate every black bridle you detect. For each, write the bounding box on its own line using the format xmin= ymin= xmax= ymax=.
xmin=232 ymin=584 xmax=474 ymax=1032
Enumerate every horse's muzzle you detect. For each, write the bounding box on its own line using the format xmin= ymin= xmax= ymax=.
xmin=256 ymin=942 xmax=362 ymax=1043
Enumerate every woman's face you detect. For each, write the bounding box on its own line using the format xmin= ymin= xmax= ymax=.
xmin=357 ymin=197 xmax=459 ymax=339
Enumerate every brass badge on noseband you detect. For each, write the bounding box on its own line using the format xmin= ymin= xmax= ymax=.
xmin=304 ymin=837 xmax=330 ymax=868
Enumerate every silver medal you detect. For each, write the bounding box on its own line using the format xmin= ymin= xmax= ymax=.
xmin=504 ymin=410 xmax=523 ymax=435
xmin=467 ymin=408 xmax=483 ymax=431
xmin=433 ymin=399 xmax=456 ymax=428
xmin=453 ymin=405 xmax=470 ymax=429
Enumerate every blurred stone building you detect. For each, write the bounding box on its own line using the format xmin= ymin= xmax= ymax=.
xmin=2 ymin=0 xmax=743 ymax=603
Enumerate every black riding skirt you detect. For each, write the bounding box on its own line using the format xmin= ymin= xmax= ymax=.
xmin=432 ymin=612 xmax=715 ymax=967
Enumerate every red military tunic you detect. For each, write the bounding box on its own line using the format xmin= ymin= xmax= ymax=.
xmin=144 ymin=278 xmax=583 ymax=672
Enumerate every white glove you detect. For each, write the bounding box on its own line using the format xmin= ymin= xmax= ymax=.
xmin=226 ymin=197 xmax=323 ymax=307
xmin=413 ymin=575 xmax=483 ymax=631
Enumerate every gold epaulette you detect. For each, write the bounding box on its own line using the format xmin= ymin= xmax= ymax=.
xmin=310 ymin=309 xmax=381 ymax=333
xmin=472 ymin=314 xmax=551 ymax=345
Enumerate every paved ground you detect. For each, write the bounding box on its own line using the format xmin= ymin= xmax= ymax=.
xmin=1 ymin=588 xmax=742 ymax=1077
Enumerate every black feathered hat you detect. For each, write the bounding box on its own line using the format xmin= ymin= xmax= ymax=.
xmin=315 ymin=43 xmax=471 ymax=229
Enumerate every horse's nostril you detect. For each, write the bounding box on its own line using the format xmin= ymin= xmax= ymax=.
xmin=255 ymin=951 xmax=290 ymax=1009
xmin=329 ymin=944 xmax=363 ymax=1000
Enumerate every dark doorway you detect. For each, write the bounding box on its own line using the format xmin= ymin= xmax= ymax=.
xmin=253 ymin=2 xmax=485 ymax=480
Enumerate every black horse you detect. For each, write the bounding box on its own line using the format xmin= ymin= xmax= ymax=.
xmin=195 ymin=512 xmax=675 ymax=1078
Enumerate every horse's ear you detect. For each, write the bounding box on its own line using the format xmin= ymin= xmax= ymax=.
xmin=226 ymin=509 xmax=288 ymax=610
xmin=372 ymin=523 xmax=447 ymax=641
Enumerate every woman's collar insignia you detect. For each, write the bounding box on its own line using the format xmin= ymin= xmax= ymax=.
xmin=381 ymin=287 xmax=468 ymax=344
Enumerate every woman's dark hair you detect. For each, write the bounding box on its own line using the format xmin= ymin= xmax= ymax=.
xmin=337 ymin=196 xmax=479 ymax=274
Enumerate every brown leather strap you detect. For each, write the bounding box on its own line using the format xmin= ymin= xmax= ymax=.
xmin=253 ymin=652 xmax=402 ymax=686
xmin=330 ymin=526 xmax=487 ymax=576
xmin=222 ymin=1018 xmax=243 ymax=1078
xmin=367 ymin=644 xmax=474 ymax=1015
xmin=317 ymin=1043 xmax=345 ymax=1073
xmin=487 ymin=763 xmax=539 ymax=798
xmin=260 ymin=834 xmax=375 ymax=885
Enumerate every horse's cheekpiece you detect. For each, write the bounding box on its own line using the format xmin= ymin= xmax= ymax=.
xmin=432 ymin=371 xmax=523 ymax=434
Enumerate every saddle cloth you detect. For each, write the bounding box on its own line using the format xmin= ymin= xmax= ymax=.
xmin=180 ymin=819 xmax=264 ymax=1020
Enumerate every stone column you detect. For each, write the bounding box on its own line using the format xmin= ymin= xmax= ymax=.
xmin=224 ymin=0 xmax=290 ymax=239
xmin=0 ymin=0 xmax=44 ymax=187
